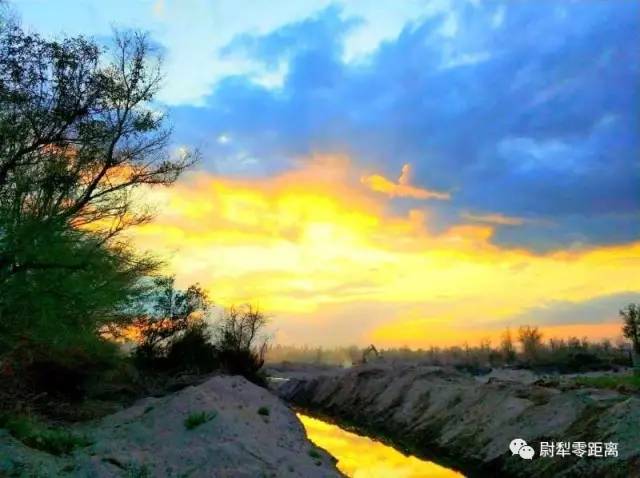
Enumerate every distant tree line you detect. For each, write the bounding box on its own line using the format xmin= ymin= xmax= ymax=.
xmin=268 ymin=310 xmax=640 ymax=376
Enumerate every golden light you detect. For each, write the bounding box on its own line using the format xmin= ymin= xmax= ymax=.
xmin=298 ymin=413 xmax=464 ymax=478
xmin=125 ymin=155 xmax=640 ymax=347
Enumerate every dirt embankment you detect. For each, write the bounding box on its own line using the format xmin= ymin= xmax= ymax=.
xmin=0 ymin=376 xmax=343 ymax=477
xmin=276 ymin=363 xmax=640 ymax=478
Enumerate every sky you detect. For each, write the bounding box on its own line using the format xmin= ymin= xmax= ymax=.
xmin=14 ymin=0 xmax=640 ymax=347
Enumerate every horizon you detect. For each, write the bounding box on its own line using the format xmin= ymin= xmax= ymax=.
xmin=14 ymin=0 xmax=640 ymax=348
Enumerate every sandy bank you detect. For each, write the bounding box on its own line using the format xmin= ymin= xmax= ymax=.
xmin=0 ymin=375 xmax=343 ymax=477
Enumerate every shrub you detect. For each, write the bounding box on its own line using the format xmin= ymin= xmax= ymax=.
xmin=215 ymin=305 xmax=269 ymax=386
xmin=575 ymin=374 xmax=640 ymax=392
xmin=3 ymin=335 xmax=121 ymax=402
xmin=132 ymin=277 xmax=209 ymax=369
xmin=217 ymin=348 xmax=267 ymax=386
xmin=0 ymin=415 xmax=91 ymax=455
xmin=308 ymin=449 xmax=321 ymax=459
xmin=0 ymin=222 xmax=154 ymax=392
xmin=518 ymin=325 xmax=543 ymax=362
xmin=165 ymin=321 xmax=217 ymax=373
xmin=500 ymin=328 xmax=517 ymax=364
xmin=257 ymin=406 xmax=270 ymax=416
xmin=184 ymin=410 xmax=217 ymax=430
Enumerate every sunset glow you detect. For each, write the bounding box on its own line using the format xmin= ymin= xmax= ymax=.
xmin=127 ymin=156 xmax=639 ymax=347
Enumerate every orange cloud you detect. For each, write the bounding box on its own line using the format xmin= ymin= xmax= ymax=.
xmin=127 ymin=155 xmax=640 ymax=347
xmin=361 ymin=163 xmax=450 ymax=200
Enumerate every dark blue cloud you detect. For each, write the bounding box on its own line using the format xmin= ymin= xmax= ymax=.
xmin=220 ymin=4 xmax=360 ymax=70
xmin=169 ymin=1 xmax=640 ymax=250
xmin=506 ymin=291 xmax=640 ymax=327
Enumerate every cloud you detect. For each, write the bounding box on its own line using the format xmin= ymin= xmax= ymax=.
xmin=165 ymin=0 xmax=639 ymax=251
xmin=127 ymin=157 xmax=640 ymax=346
xmin=217 ymin=134 xmax=231 ymax=145
xmin=18 ymin=1 xmax=454 ymax=105
xmin=507 ymin=292 xmax=640 ymax=327
xmin=367 ymin=293 xmax=637 ymax=348
xmin=361 ymin=164 xmax=450 ymax=200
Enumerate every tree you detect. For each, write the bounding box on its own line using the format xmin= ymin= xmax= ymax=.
xmin=0 ymin=224 xmax=158 ymax=398
xmin=133 ymin=276 xmax=209 ymax=364
xmin=216 ymin=305 xmax=268 ymax=353
xmin=215 ymin=305 xmax=269 ymax=385
xmin=0 ymin=23 xmax=194 ymax=388
xmin=0 ymin=26 xmax=195 ymax=282
xmin=500 ymin=328 xmax=516 ymax=364
xmin=620 ymin=303 xmax=640 ymax=375
xmin=518 ymin=325 xmax=543 ymax=362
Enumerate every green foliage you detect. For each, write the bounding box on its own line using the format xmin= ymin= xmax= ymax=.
xmin=218 ymin=348 xmax=268 ymax=386
xmin=575 ymin=374 xmax=640 ymax=392
xmin=0 ymin=220 xmax=155 ymax=399
xmin=0 ymin=221 xmax=155 ymax=346
xmin=257 ymin=406 xmax=270 ymax=416
xmin=0 ymin=23 xmax=194 ymax=402
xmin=183 ymin=410 xmax=217 ymax=430
xmin=308 ymin=449 xmax=321 ymax=459
xmin=132 ymin=276 xmax=210 ymax=367
xmin=0 ymin=414 xmax=91 ymax=455
xmin=165 ymin=320 xmax=217 ymax=373
xmin=0 ymin=27 xmax=195 ymax=236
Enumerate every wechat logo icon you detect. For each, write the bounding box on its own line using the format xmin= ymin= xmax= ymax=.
xmin=510 ymin=438 xmax=535 ymax=460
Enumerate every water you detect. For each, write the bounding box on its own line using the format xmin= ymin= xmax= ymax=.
xmin=298 ymin=413 xmax=465 ymax=478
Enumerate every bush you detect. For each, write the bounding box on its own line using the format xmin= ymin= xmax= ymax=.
xmin=184 ymin=410 xmax=217 ymax=430
xmin=575 ymin=374 xmax=640 ymax=392
xmin=215 ymin=305 xmax=269 ymax=386
xmin=2 ymin=335 xmax=121 ymax=402
xmin=308 ymin=449 xmax=321 ymax=459
xmin=132 ymin=277 xmax=209 ymax=369
xmin=128 ymin=302 xmax=269 ymax=387
xmin=165 ymin=321 xmax=217 ymax=373
xmin=257 ymin=406 xmax=270 ymax=416
xmin=218 ymin=348 xmax=266 ymax=386
xmin=0 ymin=415 xmax=91 ymax=455
xmin=0 ymin=221 xmax=155 ymax=401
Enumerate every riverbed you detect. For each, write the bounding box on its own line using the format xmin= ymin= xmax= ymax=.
xmin=298 ymin=413 xmax=465 ymax=478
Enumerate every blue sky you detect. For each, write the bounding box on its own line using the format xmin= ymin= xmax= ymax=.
xmin=17 ymin=0 xmax=639 ymax=250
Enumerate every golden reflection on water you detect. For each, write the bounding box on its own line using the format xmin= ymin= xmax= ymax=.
xmin=298 ymin=414 xmax=465 ymax=478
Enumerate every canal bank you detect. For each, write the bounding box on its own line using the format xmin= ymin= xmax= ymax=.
xmin=276 ymin=363 xmax=640 ymax=478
